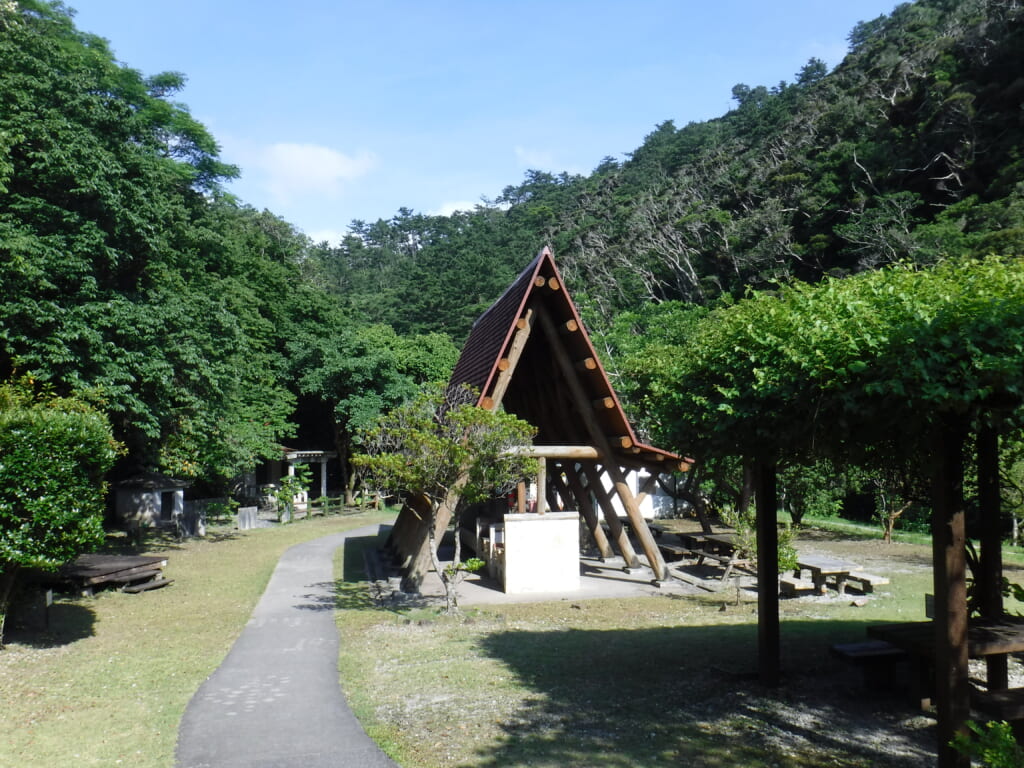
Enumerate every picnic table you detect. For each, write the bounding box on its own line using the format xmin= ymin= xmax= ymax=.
xmin=656 ymin=529 xmax=750 ymax=581
xmin=867 ymin=617 xmax=1024 ymax=711
xmin=793 ymin=554 xmax=863 ymax=595
xmin=868 ymin=617 xmax=1024 ymax=659
xmin=694 ymin=533 xmax=750 ymax=580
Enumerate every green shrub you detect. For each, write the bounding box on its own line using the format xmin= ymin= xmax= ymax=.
xmin=951 ymin=720 xmax=1024 ymax=768
xmin=0 ymin=380 xmax=122 ymax=643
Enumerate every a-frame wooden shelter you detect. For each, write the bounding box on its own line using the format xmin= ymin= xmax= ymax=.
xmin=386 ymin=247 xmax=691 ymax=590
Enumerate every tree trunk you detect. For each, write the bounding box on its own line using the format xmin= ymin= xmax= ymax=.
xmin=331 ymin=418 xmax=357 ymax=507
xmin=425 ymin=505 xmax=457 ymax=614
xmin=0 ymin=566 xmax=20 ymax=647
xmin=738 ymin=461 xmax=756 ymax=517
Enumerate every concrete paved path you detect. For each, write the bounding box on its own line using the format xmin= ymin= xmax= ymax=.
xmin=176 ymin=526 xmax=398 ymax=768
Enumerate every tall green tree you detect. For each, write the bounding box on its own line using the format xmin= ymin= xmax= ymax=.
xmin=0 ymin=2 xmax=300 ymax=486
xmin=289 ymin=321 xmax=458 ymax=503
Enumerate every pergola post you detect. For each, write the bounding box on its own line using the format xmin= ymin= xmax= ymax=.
xmin=755 ymin=459 xmax=780 ymax=687
xmin=932 ymin=420 xmax=970 ymax=768
xmin=978 ymin=422 xmax=1007 ymax=689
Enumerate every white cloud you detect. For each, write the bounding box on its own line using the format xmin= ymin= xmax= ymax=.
xmin=429 ymin=200 xmax=479 ymax=217
xmin=248 ymin=142 xmax=376 ymax=203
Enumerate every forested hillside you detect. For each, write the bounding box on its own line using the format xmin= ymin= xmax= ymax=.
xmin=312 ymin=0 xmax=1024 ymax=333
xmin=1 ymin=0 xmax=1022 ymax=496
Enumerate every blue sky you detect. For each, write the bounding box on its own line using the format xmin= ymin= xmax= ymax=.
xmin=69 ymin=1 xmax=901 ymax=245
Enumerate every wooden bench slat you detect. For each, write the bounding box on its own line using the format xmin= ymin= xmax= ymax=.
xmin=121 ymin=578 xmax=174 ymax=594
xmin=844 ymin=573 xmax=890 ymax=594
xmin=831 ymin=640 xmax=907 ymax=662
xmin=972 ymin=687 xmax=1024 ymax=721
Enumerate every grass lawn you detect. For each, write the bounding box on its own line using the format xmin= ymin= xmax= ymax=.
xmin=335 ymin=526 xmax=1024 ymax=768
xmin=0 ymin=508 xmax=394 ymax=768
xmin=4 ymin=513 xmax=1022 ymax=767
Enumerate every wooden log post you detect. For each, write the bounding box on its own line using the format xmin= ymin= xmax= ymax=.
xmin=535 ymin=304 xmax=668 ymax=580
xmin=635 ymin=470 xmax=660 ymax=507
xmin=536 ymin=459 xmax=547 ymax=515
xmin=556 ymin=465 xmax=614 ymax=560
xmin=485 ymin=309 xmax=534 ymax=411
xmin=581 ymin=462 xmax=641 ymax=568
xmin=755 ymin=460 xmax=780 ymax=687
xmin=932 ymin=420 xmax=970 ymax=768
xmin=978 ymin=422 xmax=1007 ymax=690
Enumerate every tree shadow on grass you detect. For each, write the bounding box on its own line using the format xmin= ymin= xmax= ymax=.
xmin=5 ymin=598 xmax=96 ymax=648
xmin=473 ymin=619 xmax=934 ymax=768
xmin=334 ymin=530 xmax=434 ymax=612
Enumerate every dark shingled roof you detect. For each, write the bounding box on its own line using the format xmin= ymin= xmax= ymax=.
xmin=448 ymin=247 xmax=688 ymax=471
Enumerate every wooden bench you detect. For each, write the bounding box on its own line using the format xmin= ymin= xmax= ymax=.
xmin=779 ymin=576 xmax=816 ymax=597
xmin=972 ymin=686 xmax=1024 ymax=739
xmin=831 ymin=639 xmax=908 ymax=690
xmin=657 ymin=542 xmax=691 ymax=561
xmin=844 ymin=572 xmax=890 ymax=594
xmin=972 ymin=686 xmax=1024 ymax=721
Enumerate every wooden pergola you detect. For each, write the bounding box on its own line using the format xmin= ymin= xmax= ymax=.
xmin=752 ymin=420 xmax=1009 ymax=768
xmin=386 ymin=247 xmax=691 ymax=589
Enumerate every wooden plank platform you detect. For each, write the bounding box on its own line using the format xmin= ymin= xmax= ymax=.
xmin=60 ymin=554 xmax=170 ymax=594
xmin=122 ymin=577 xmax=174 ymax=594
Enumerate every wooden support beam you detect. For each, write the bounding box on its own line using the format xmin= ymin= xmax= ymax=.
xmin=547 ymin=277 xmax=560 ymax=291
xmin=535 ymin=303 xmax=668 ymax=579
xmin=581 ymin=462 xmax=640 ymax=568
xmin=487 ymin=308 xmax=534 ymax=411
xmin=574 ymin=357 xmax=598 ymax=372
xmin=635 ymin=471 xmax=660 ymax=506
xmin=536 ymin=459 xmax=547 ymax=515
xmin=534 ymin=276 xmax=546 ymax=288
xmin=516 ymin=481 xmax=526 ymax=515
xmin=610 ymin=435 xmax=633 ymax=450
xmin=546 ymin=467 xmax=569 ymax=511
xmin=932 ymin=419 xmax=970 ymax=768
xmin=592 ymin=396 xmax=615 ymax=410
xmin=560 ymin=319 xmax=579 ymax=334
xmin=553 ymin=466 xmax=614 ymax=560
xmin=506 ymin=445 xmax=600 ymax=459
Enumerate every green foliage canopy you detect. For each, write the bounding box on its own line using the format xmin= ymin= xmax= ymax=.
xmin=354 ymin=384 xmax=537 ymax=512
xmin=0 ymin=2 xmax=304 ymax=483
xmin=650 ymin=256 xmax=1024 ymax=463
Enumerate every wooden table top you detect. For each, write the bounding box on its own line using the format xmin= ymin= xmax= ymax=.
xmin=868 ymin=618 xmax=1024 ymax=658
xmin=796 ymin=554 xmax=863 ymax=574
xmin=703 ymin=532 xmax=739 ymax=546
